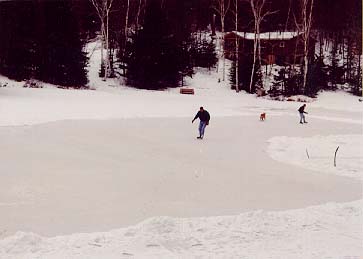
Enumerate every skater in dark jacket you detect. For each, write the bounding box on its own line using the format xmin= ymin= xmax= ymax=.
xmin=192 ymin=107 xmax=210 ymax=139
xmin=298 ymin=104 xmax=308 ymax=124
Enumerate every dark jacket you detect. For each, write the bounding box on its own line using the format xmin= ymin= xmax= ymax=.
xmin=298 ymin=105 xmax=307 ymax=113
xmin=193 ymin=110 xmax=210 ymax=122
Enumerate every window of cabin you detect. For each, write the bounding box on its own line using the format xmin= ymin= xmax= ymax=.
xmin=279 ymin=42 xmax=285 ymax=48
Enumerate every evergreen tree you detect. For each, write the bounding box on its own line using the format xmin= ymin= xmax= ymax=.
xmin=37 ymin=1 xmax=88 ymax=87
xmin=127 ymin=0 xmax=191 ymax=89
xmin=229 ymin=55 xmax=262 ymax=93
xmin=350 ymin=57 xmax=362 ymax=96
xmin=0 ymin=0 xmax=88 ymax=87
xmin=0 ymin=1 xmax=38 ymax=80
xmin=305 ymin=60 xmax=319 ymax=97
xmin=270 ymin=67 xmax=286 ymax=96
xmin=305 ymin=56 xmax=328 ymax=96
xmin=269 ymin=66 xmax=304 ymax=97
xmin=327 ymin=51 xmax=345 ymax=89
xmin=191 ymin=36 xmax=218 ymax=69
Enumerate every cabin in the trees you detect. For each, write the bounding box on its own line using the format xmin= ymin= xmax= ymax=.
xmin=224 ymin=31 xmax=316 ymax=65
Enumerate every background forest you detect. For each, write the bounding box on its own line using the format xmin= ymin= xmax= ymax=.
xmin=0 ymin=0 xmax=361 ymax=96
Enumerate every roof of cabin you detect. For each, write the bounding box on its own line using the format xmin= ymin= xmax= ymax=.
xmin=227 ymin=31 xmax=304 ymax=40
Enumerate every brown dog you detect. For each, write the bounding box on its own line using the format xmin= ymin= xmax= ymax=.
xmin=260 ymin=113 xmax=266 ymax=121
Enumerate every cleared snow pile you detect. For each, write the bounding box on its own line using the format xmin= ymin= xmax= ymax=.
xmin=268 ymin=135 xmax=363 ymax=180
xmin=0 ymin=200 xmax=361 ymax=259
xmin=311 ymin=90 xmax=363 ymax=112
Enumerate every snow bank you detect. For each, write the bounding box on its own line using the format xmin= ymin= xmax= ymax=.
xmin=312 ymin=90 xmax=363 ymax=112
xmin=268 ymin=135 xmax=363 ymax=180
xmin=0 ymin=200 xmax=361 ymax=259
xmin=1 ymin=74 xmax=361 ymax=127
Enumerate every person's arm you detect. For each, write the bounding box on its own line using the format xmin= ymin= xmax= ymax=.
xmin=192 ymin=112 xmax=199 ymax=123
xmin=206 ymin=112 xmax=210 ymax=125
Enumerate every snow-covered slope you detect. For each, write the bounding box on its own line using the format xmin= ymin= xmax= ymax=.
xmin=0 ymin=71 xmax=361 ymax=127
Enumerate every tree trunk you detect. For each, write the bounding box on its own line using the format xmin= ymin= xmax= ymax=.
xmin=213 ymin=0 xmax=230 ymax=82
xmin=301 ymin=0 xmax=314 ymax=93
xmin=256 ymin=22 xmax=263 ymax=89
xmin=257 ymin=24 xmax=261 ymax=68
xmin=249 ymin=23 xmax=257 ymax=93
xmin=248 ymin=0 xmax=274 ymax=92
xmin=89 ymin=0 xmax=114 ymax=80
xmin=212 ymin=14 xmax=216 ymax=36
xmin=284 ymin=0 xmax=291 ymax=31
xmin=234 ymin=0 xmax=239 ymax=92
xmin=357 ymin=54 xmax=362 ymax=95
xmin=136 ymin=0 xmax=142 ymax=30
xmin=120 ymin=0 xmax=130 ymax=76
xmin=124 ymin=0 xmax=130 ymax=52
xmin=104 ymin=11 xmax=110 ymax=80
xmin=347 ymin=38 xmax=353 ymax=81
xmin=221 ymin=21 xmax=226 ymax=81
xmin=319 ymin=31 xmax=323 ymax=59
xmin=236 ymin=40 xmax=239 ymax=91
xmin=219 ymin=0 xmax=229 ymax=82
xmin=101 ymin=21 xmax=105 ymax=80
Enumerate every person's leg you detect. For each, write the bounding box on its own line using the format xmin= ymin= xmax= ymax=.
xmin=200 ymin=121 xmax=207 ymax=138
xmin=299 ymin=113 xmax=303 ymax=123
xmin=198 ymin=121 xmax=203 ymax=137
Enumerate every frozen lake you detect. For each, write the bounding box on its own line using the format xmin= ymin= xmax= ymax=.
xmin=0 ymin=115 xmax=361 ymax=237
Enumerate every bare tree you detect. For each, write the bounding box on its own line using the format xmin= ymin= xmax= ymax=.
xmin=135 ymin=0 xmax=144 ymax=30
xmin=213 ymin=0 xmax=231 ymax=81
xmin=247 ymin=0 xmax=277 ymax=92
xmin=232 ymin=0 xmax=240 ymax=91
xmin=90 ymin=0 xmax=114 ymax=80
xmin=122 ymin=0 xmax=130 ymax=62
xmin=284 ymin=0 xmax=292 ymax=32
xmin=294 ymin=0 xmax=314 ymax=92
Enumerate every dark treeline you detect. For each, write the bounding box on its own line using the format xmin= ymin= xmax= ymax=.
xmin=0 ymin=0 xmax=88 ymax=86
xmin=223 ymin=0 xmax=362 ymax=96
xmin=0 ymin=0 xmax=361 ymax=95
xmin=220 ymin=0 xmax=362 ymax=34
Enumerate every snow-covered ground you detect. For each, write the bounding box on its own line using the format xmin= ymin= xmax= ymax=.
xmin=0 ymin=72 xmax=361 ymax=126
xmin=0 ymin=41 xmax=362 ymax=258
xmin=1 ymin=199 xmax=361 ymax=259
xmin=268 ymin=135 xmax=363 ymax=180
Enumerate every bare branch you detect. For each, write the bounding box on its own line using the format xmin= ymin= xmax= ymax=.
xmin=261 ymin=10 xmax=279 ymax=21
xmin=284 ymin=0 xmax=292 ymax=31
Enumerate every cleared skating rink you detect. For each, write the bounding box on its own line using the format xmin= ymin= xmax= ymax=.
xmin=0 ymin=115 xmax=361 ymax=237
